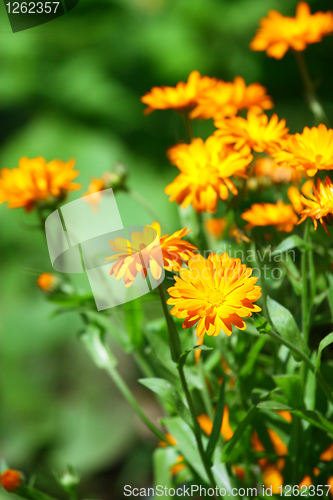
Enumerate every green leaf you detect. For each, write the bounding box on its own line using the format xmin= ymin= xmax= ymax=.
xmin=273 ymin=375 xmax=304 ymax=409
xmin=211 ymin=463 xmax=233 ymax=495
xmin=267 ymin=297 xmax=309 ymax=361
xmin=239 ymin=336 xmax=268 ymax=377
xmin=139 ymin=378 xmax=190 ymax=422
xmin=153 ymin=447 xmax=179 ymax=491
xmin=206 ymin=379 xmax=225 ymax=461
xmin=221 ymin=408 xmax=258 ymax=461
xmin=143 ymin=321 xmax=178 ymax=377
xmin=290 ymin=410 xmax=333 ymax=437
xmin=164 ymin=417 xmax=209 ymax=483
xmin=257 ymin=401 xmax=292 ymax=411
xmin=315 ymin=332 xmax=333 ymax=374
xmin=253 ymin=314 xmax=271 ymax=334
xmin=271 ymin=235 xmax=311 ymax=256
xmin=79 ymin=325 xmax=117 ymax=369
xmin=84 ymin=310 xmax=132 ymax=353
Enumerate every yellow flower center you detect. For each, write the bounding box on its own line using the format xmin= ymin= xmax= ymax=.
xmin=206 ymin=289 xmax=224 ymax=306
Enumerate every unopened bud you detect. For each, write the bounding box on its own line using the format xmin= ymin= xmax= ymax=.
xmin=37 ymin=273 xmax=59 ymax=292
xmin=0 ymin=470 xmax=23 ymax=492
xmin=102 ymin=162 xmax=128 ymax=192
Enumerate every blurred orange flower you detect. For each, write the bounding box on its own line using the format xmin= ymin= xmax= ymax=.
xmin=254 ymin=156 xmax=302 ymax=184
xmin=197 ymin=405 xmax=234 ymax=441
xmin=165 ymin=137 xmax=252 ymax=213
xmin=141 ymin=70 xmax=217 ymax=115
xmin=0 ymin=157 xmax=80 ymax=211
xmin=273 ymin=124 xmax=333 ymax=177
xmin=106 ymin=222 xmax=197 ymax=287
xmin=288 ymin=176 xmax=333 ymax=235
xmin=214 ymin=112 xmax=288 ymax=154
xmin=250 ymin=2 xmax=333 ymax=59
xmin=0 ymin=470 xmax=23 ymax=492
xmin=241 ymin=201 xmax=298 ymax=233
xmin=205 ymin=217 xmax=228 ymax=239
xmin=191 ymin=76 xmax=273 ymax=120
xmin=167 ymin=252 xmax=261 ymax=337
xmin=37 ymin=273 xmax=59 ymax=292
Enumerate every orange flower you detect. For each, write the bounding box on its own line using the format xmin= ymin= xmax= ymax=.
xmin=37 ymin=273 xmax=59 ymax=292
xmin=320 ymin=442 xmax=333 ymax=461
xmin=106 ymin=222 xmax=197 ymax=287
xmin=165 ymin=137 xmax=252 ymax=213
xmin=229 ymin=224 xmax=251 ymax=244
xmin=214 ymin=112 xmax=288 ymax=154
xmin=191 ymin=76 xmax=273 ymax=120
xmin=170 ymin=456 xmax=187 ymax=476
xmin=250 ymin=2 xmax=333 ymax=59
xmin=0 ymin=470 xmax=23 ymax=492
xmin=167 ymin=252 xmax=261 ymax=337
xmin=241 ymin=201 xmax=298 ymax=232
xmin=276 ymin=410 xmax=293 ymax=423
xmin=273 ymin=124 xmax=333 ymax=177
xmin=254 ymin=156 xmax=302 ymax=184
xmin=0 ymin=157 xmax=80 ymax=211
xmin=262 ymin=464 xmax=284 ymax=494
xmin=141 ymin=71 xmax=217 ymax=115
xmin=288 ymin=177 xmax=333 ymax=235
xmin=205 ymin=217 xmax=228 ymax=239
xmin=197 ymin=405 xmax=234 ymax=441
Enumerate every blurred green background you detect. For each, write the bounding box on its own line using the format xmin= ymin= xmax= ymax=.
xmin=1 ymin=0 xmax=333 ymax=498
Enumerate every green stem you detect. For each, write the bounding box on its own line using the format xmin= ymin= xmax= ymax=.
xmin=178 ymin=363 xmax=217 ymax=489
xmin=302 ymin=220 xmax=310 ymax=344
xmin=253 ymin=238 xmax=269 ymax=320
xmin=157 ymin=284 xmax=217 ymax=489
xmin=79 ymin=326 xmax=166 ymax=443
xmin=198 ymin=358 xmax=214 ymax=420
xmin=267 ymin=329 xmax=333 ymax=403
xmin=105 ymin=363 xmax=166 ymax=442
xmin=196 ymin=212 xmax=209 ymax=254
xmin=293 ymin=50 xmax=329 ymax=126
xmin=183 ymin=112 xmax=193 ymax=144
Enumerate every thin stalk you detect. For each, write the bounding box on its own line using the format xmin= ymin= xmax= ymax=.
xmin=293 ymin=50 xmax=329 ymax=126
xmin=182 ymin=112 xmax=193 ymax=144
xmin=267 ymin=329 xmax=333 ymax=403
xmin=128 ymin=189 xmax=164 ymax=228
xmin=105 ymin=363 xmax=167 ymax=442
xmin=196 ymin=212 xmax=209 ymax=254
xmin=178 ymin=363 xmax=217 ymax=490
xmin=198 ymin=358 xmax=214 ymax=420
xmin=253 ymin=238 xmax=269 ymax=320
xmin=157 ymin=284 xmax=217 ymax=490
xmin=302 ymin=220 xmax=310 ymax=344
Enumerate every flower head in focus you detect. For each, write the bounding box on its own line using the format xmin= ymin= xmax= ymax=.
xmin=250 ymin=2 xmax=333 ymax=59
xmin=254 ymin=156 xmax=303 ymax=184
xmin=106 ymin=222 xmax=197 ymax=287
xmin=165 ymin=137 xmax=252 ymax=213
xmin=191 ymin=76 xmax=273 ymax=120
xmin=167 ymin=252 xmax=261 ymax=337
xmin=273 ymin=124 xmax=333 ymax=177
xmin=0 ymin=157 xmax=80 ymax=211
xmin=241 ymin=201 xmax=298 ymax=233
xmin=141 ymin=71 xmax=217 ymax=115
xmin=288 ymin=176 xmax=333 ymax=235
xmin=214 ymin=112 xmax=288 ymax=154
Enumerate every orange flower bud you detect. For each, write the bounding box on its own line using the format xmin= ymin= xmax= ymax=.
xmin=37 ymin=273 xmax=58 ymax=292
xmin=0 ymin=470 xmax=23 ymax=492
